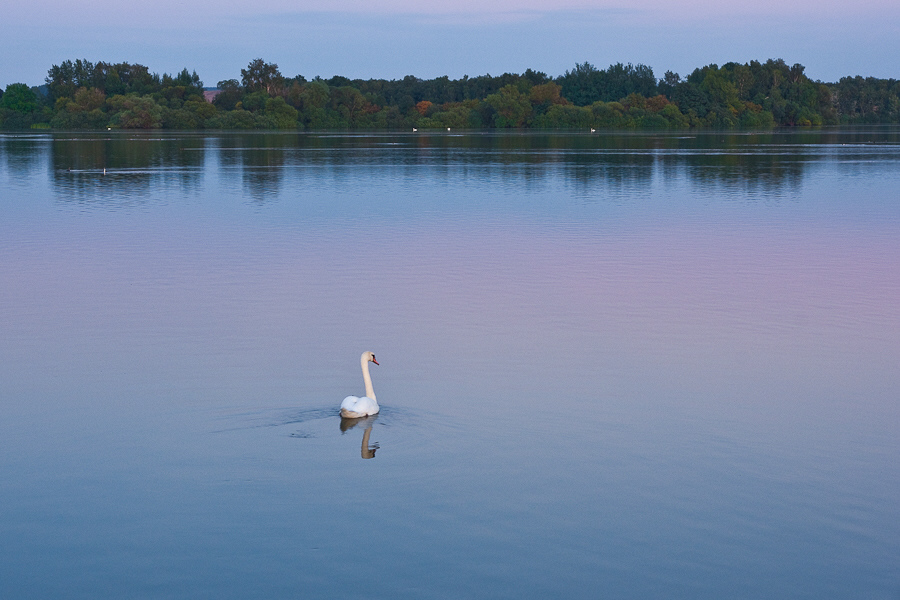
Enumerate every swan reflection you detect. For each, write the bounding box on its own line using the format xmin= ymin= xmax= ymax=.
xmin=340 ymin=414 xmax=379 ymax=459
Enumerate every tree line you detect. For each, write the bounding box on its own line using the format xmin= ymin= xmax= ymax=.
xmin=1 ymin=57 xmax=898 ymax=130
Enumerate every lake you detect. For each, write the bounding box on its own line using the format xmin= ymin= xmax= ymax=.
xmin=1 ymin=129 xmax=898 ymax=599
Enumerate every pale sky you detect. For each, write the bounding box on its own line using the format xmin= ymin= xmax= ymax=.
xmin=2 ymin=0 xmax=898 ymax=88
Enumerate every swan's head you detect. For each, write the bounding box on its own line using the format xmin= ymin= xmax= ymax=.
xmin=363 ymin=351 xmax=379 ymax=365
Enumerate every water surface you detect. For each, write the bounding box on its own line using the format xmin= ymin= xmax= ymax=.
xmin=1 ymin=130 xmax=898 ymax=599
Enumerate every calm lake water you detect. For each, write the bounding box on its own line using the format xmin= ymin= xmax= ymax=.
xmin=1 ymin=129 xmax=898 ymax=599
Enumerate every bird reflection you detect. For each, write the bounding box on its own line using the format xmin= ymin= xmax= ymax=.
xmin=339 ymin=414 xmax=379 ymax=459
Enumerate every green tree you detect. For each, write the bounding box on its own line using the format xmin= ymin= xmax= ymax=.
xmin=602 ymin=62 xmax=657 ymax=100
xmin=0 ymin=83 xmax=39 ymax=112
xmin=174 ymin=68 xmax=203 ymax=90
xmin=50 ymin=87 xmax=108 ymax=129
xmin=107 ymin=94 xmax=163 ymax=128
xmin=45 ymin=59 xmax=99 ymax=102
xmin=529 ymin=82 xmax=567 ymax=119
xmin=215 ymin=108 xmax=256 ymax=129
xmin=156 ymin=68 xmax=205 ymax=108
xmin=485 ymin=85 xmax=532 ymax=127
xmin=0 ymin=83 xmax=42 ymax=129
xmin=241 ymin=91 xmax=270 ymax=113
xmin=241 ymin=58 xmax=284 ymax=95
xmin=557 ymin=62 xmax=602 ymax=106
xmin=700 ymin=68 xmax=741 ymax=113
xmin=659 ymin=103 xmax=690 ymax=128
xmin=261 ymin=96 xmax=299 ymax=129
xmin=213 ymin=79 xmax=243 ymax=111
xmin=296 ymin=81 xmax=331 ymax=128
xmin=670 ymin=81 xmax=711 ymax=117
xmin=329 ymin=86 xmax=373 ymax=127
xmin=731 ymin=64 xmax=754 ymax=100
xmin=590 ymin=101 xmax=627 ymax=127
xmin=94 ymin=62 xmax=160 ymax=96
xmin=657 ymin=70 xmax=681 ymax=97
xmin=426 ymin=101 xmax=480 ymax=129
xmin=531 ymin=104 xmax=593 ymax=128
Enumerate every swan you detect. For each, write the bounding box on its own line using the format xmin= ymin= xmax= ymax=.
xmin=339 ymin=351 xmax=379 ymax=418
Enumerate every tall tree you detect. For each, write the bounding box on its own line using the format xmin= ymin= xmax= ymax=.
xmin=485 ymin=85 xmax=532 ymax=127
xmin=0 ymin=83 xmax=39 ymax=113
xmin=46 ymin=59 xmax=96 ymax=101
xmin=242 ymin=59 xmax=284 ymax=95
xmin=557 ymin=62 xmax=601 ymax=106
xmin=213 ymin=79 xmax=243 ymax=111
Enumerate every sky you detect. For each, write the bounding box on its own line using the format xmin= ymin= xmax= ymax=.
xmin=1 ymin=0 xmax=898 ymax=88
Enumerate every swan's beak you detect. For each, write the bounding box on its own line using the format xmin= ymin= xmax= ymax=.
xmin=372 ymin=358 xmax=379 ymax=365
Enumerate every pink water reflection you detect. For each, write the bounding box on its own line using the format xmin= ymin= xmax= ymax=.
xmin=3 ymin=215 xmax=897 ymax=423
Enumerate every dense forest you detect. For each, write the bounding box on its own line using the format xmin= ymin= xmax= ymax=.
xmin=1 ymin=58 xmax=898 ymax=130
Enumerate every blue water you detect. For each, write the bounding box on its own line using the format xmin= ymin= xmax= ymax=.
xmin=1 ymin=130 xmax=898 ymax=599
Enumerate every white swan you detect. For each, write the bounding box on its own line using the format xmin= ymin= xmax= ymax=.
xmin=339 ymin=351 xmax=379 ymax=418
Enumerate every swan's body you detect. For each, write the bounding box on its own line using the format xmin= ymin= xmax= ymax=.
xmin=339 ymin=351 xmax=379 ymax=418
xmin=340 ymin=395 xmax=378 ymax=418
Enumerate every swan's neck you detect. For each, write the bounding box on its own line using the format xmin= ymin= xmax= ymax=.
xmin=361 ymin=356 xmax=376 ymax=401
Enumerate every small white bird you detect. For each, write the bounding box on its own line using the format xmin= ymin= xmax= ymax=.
xmin=340 ymin=352 xmax=380 ymax=418
xmin=412 ymin=127 xmax=417 ymax=132
xmin=590 ymin=128 xmax=596 ymax=133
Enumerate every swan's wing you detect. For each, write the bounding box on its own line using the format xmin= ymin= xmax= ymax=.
xmin=341 ymin=396 xmax=361 ymax=411
xmin=341 ymin=396 xmax=379 ymax=415
xmin=357 ymin=397 xmax=379 ymax=415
